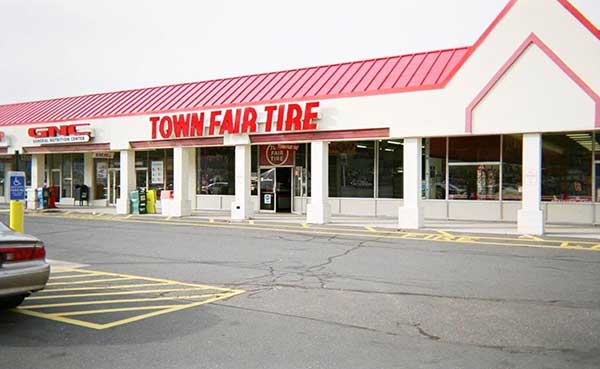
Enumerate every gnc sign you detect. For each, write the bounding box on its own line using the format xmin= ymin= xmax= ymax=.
xmin=149 ymin=101 xmax=320 ymax=139
xmin=28 ymin=123 xmax=92 ymax=144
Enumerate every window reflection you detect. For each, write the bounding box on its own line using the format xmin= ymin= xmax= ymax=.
xmin=329 ymin=141 xmax=374 ymax=198
xmin=542 ymin=132 xmax=592 ymax=202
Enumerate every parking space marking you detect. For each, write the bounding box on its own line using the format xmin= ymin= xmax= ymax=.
xmin=14 ymin=268 xmax=244 ymax=330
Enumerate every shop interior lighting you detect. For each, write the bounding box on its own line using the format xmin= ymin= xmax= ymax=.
xmin=387 ymin=141 xmax=403 ymax=145
xmin=356 ymin=145 xmax=368 ymax=149
xmin=567 ymin=133 xmax=593 ymax=151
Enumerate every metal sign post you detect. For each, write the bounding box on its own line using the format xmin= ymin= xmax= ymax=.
xmin=8 ymin=171 xmax=26 ymax=232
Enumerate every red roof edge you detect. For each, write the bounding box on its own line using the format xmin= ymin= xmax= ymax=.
xmin=558 ymin=0 xmax=600 ymax=40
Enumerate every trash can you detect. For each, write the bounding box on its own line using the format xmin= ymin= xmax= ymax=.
xmin=74 ymin=184 xmax=90 ymax=206
xmin=48 ymin=186 xmax=59 ymax=208
xmin=138 ymin=188 xmax=147 ymax=215
xmin=146 ymin=189 xmax=156 ymax=214
xmin=129 ymin=190 xmax=140 ymax=214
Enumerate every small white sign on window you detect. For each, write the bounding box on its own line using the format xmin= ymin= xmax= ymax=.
xmin=151 ymin=161 xmax=164 ymax=184
xmin=264 ymin=193 xmax=272 ymax=205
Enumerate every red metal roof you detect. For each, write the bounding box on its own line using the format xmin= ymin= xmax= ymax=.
xmin=0 ymin=47 xmax=469 ymax=126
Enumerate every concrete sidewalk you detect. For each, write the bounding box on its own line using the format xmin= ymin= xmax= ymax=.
xmin=26 ymin=204 xmax=600 ymax=240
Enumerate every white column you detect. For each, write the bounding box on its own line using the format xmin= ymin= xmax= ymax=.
xmin=231 ymin=144 xmax=253 ymax=220
xmin=187 ymin=148 xmax=197 ymax=210
xmin=398 ymin=137 xmax=423 ymax=229
xmin=83 ymin=152 xmax=94 ymax=201
xmin=517 ymin=133 xmax=544 ymax=235
xmin=116 ymin=150 xmax=135 ymax=214
xmin=172 ymin=147 xmax=194 ymax=217
xmin=4 ymin=162 xmax=12 ymax=200
xmin=306 ymin=141 xmax=331 ymax=224
xmin=27 ymin=154 xmax=45 ymax=209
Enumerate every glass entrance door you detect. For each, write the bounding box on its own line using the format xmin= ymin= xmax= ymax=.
xmin=275 ymin=167 xmax=292 ymax=212
xmin=50 ymin=169 xmax=61 ymax=201
xmin=260 ymin=168 xmax=275 ymax=211
xmin=108 ymin=169 xmax=120 ymax=205
xmin=259 ymin=167 xmax=293 ymax=212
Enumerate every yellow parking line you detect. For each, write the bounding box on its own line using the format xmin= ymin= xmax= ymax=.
xmin=592 ymin=245 xmax=600 ymax=250
xmin=27 ymin=287 xmax=218 ymax=300
xmin=209 ymin=218 xmax=215 ymax=223
xmin=248 ymin=220 xmax=255 ymax=225
xmin=302 ymin=223 xmax=309 ymax=228
xmin=49 ymin=272 xmax=106 ymax=280
xmin=56 ymin=305 xmax=182 ymax=317
xmin=39 ymin=282 xmax=175 ymax=293
xmin=68 ymin=269 xmax=236 ymax=291
xmin=365 ymin=226 xmax=376 ymax=232
xmin=47 ymin=277 xmax=135 ymax=286
xmin=19 ymin=293 xmax=233 ymax=309
xmin=560 ymin=242 xmax=570 ymax=248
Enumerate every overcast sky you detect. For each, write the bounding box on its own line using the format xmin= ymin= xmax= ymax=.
xmin=0 ymin=0 xmax=598 ymax=104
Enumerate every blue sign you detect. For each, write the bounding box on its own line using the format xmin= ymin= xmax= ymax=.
xmin=8 ymin=171 xmax=26 ymax=200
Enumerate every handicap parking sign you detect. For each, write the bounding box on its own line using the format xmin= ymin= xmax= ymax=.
xmin=8 ymin=171 xmax=26 ymax=200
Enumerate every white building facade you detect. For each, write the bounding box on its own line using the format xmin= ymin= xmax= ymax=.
xmin=0 ymin=0 xmax=598 ymax=235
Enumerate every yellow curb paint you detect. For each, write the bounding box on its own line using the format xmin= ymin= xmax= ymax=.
xmin=365 ymin=226 xmax=377 ymax=233
xmin=124 ymin=215 xmax=132 ymax=219
xmin=591 ymin=245 xmax=600 ymax=250
xmin=248 ymin=220 xmax=255 ymax=225
xmin=209 ymin=218 xmax=215 ymax=223
xmin=560 ymin=242 xmax=570 ymax=248
xmin=27 ymin=212 xmax=600 ymax=252
xmin=437 ymin=230 xmax=454 ymax=240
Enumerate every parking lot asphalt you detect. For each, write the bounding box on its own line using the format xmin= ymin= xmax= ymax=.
xmin=1 ymin=214 xmax=599 ymax=369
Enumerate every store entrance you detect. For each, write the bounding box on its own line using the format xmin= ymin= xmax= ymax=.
xmin=108 ymin=169 xmax=120 ymax=205
xmin=259 ymin=167 xmax=292 ymax=213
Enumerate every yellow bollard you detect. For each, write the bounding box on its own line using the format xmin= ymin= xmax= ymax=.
xmin=9 ymin=200 xmax=24 ymax=233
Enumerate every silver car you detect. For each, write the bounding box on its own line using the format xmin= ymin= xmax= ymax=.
xmin=0 ymin=223 xmax=49 ymax=309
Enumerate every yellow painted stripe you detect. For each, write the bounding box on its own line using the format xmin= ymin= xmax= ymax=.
xmin=365 ymin=226 xmax=376 ymax=233
xmin=27 ymin=287 xmax=218 ymax=300
xmin=592 ymin=245 xmax=600 ymax=250
xmin=51 ymin=269 xmax=234 ymax=291
xmin=49 ymin=272 xmax=105 ymax=280
xmin=47 ymin=277 xmax=135 ymax=286
xmin=56 ymin=305 xmax=182 ymax=317
xmin=39 ymin=282 xmax=175 ymax=293
xmin=560 ymin=242 xmax=570 ymax=248
xmin=20 ymin=292 xmax=232 ymax=309
xmin=248 ymin=220 xmax=255 ymax=225
xmin=302 ymin=223 xmax=309 ymax=228
xmin=208 ymin=218 xmax=215 ymax=223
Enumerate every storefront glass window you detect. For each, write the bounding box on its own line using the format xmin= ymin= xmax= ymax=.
xmin=448 ymin=136 xmax=500 ymax=200
xmin=378 ymin=140 xmax=403 ymax=198
xmin=424 ymin=138 xmax=446 ymax=199
xmin=502 ymin=135 xmax=522 ymax=200
xmin=62 ymin=155 xmax=72 ymax=198
xmin=251 ymin=146 xmax=258 ymax=196
xmin=329 ymin=141 xmax=374 ymax=198
xmin=294 ymin=144 xmax=309 ymax=197
xmin=73 ymin=154 xmax=84 ymax=188
xmin=0 ymin=161 xmax=5 ymax=196
xmin=197 ymin=147 xmax=235 ymax=195
xmin=595 ymin=132 xmax=600 ymax=202
xmin=542 ymin=132 xmax=592 ymax=202
xmin=95 ymin=159 xmax=109 ymax=199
